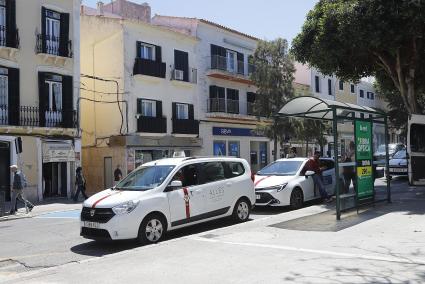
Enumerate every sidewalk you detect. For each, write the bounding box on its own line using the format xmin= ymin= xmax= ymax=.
xmin=0 ymin=198 xmax=83 ymax=222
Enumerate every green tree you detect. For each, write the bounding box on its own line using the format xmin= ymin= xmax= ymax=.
xmin=295 ymin=119 xmax=328 ymax=156
xmin=291 ymin=0 xmax=425 ymax=115
xmin=250 ymin=38 xmax=296 ymax=161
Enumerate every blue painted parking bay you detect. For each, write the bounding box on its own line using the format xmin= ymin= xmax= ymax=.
xmin=36 ymin=210 xmax=81 ymax=219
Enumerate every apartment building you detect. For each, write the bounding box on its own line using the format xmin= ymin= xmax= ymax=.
xmin=153 ymin=16 xmax=275 ymax=173
xmin=80 ymin=2 xmax=201 ymax=193
xmin=0 ymin=0 xmax=80 ymax=204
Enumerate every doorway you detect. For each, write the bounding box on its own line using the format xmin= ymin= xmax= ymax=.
xmin=43 ymin=162 xmax=67 ymax=198
xmin=0 ymin=141 xmax=10 ymax=201
xmin=104 ymin=157 xmax=112 ymax=189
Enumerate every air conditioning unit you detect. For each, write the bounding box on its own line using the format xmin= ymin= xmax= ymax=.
xmin=173 ymin=69 xmax=184 ymax=81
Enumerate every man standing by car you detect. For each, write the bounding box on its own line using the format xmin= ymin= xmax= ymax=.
xmin=302 ymin=151 xmax=332 ymax=203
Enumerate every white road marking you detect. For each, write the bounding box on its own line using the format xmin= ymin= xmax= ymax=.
xmin=191 ymin=237 xmax=425 ymax=266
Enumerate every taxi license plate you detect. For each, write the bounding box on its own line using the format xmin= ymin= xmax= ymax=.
xmin=390 ymin=168 xmax=407 ymax=173
xmin=256 ymin=194 xmax=261 ymax=200
xmin=83 ymin=221 xmax=100 ymax=229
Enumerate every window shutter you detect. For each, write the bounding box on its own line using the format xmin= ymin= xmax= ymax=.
xmin=172 ymin=102 xmax=177 ymax=119
xmin=218 ymin=46 xmax=226 ymax=57
xmin=41 ymin=7 xmax=47 ymax=53
xmin=5 ymin=0 xmax=17 ymax=48
xmin=137 ymin=98 xmax=142 ymax=114
xmin=156 ymin=101 xmax=162 ymax=117
xmin=218 ymin=86 xmax=225 ymax=99
xmin=155 ymin=45 xmax=162 ymax=62
xmin=188 ymin=104 xmax=194 ymax=120
xmin=247 ymin=92 xmax=256 ymax=103
xmin=38 ymin=72 xmax=48 ymax=126
xmin=59 ymin=13 xmax=70 ymax=57
xmin=174 ymin=50 xmax=189 ymax=82
xmin=210 ymin=44 xmax=218 ymax=56
xmin=62 ymin=75 xmax=74 ymax=128
xmin=237 ymin=52 xmax=244 ymax=74
xmin=136 ymin=41 xmax=141 ymax=58
xmin=7 ymin=67 xmax=19 ymax=126
xmin=209 ymin=85 xmax=217 ymax=98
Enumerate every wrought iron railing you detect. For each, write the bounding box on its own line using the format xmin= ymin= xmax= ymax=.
xmin=0 ymin=25 xmax=20 ymax=48
xmin=0 ymin=105 xmax=8 ymax=125
xmin=36 ymin=34 xmax=72 ymax=58
xmin=210 ymin=55 xmax=245 ymax=76
xmin=207 ymin=98 xmax=239 ymax=114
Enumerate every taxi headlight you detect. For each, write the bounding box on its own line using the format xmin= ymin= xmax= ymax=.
xmin=112 ymin=200 xmax=139 ymax=215
xmin=259 ymin=183 xmax=288 ymax=192
xmin=276 ymin=183 xmax=288 ymax=192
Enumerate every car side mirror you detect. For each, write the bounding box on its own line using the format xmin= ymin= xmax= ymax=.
xmin=164 ymin=180 xmax=183 ymax=192
xmin=305 ymin=170 xmax=315 ymax=178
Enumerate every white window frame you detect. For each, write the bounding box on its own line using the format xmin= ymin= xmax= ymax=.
xmin=176 ymin=103 xmax=189 ymax=120
xmin=226 ymin=50 xmax=237 ymax=73
xmin=139 ymin=43 xmax=155 ymax=60
xmin=45 ymin=79 xmax=62 ymax=111
xmin=45 ymin=10 xmax=61 ymax=55
xmin=140 ymin=99 xmax=156 ymax=117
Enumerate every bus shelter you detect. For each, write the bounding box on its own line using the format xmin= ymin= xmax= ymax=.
xmin=278 ymin=96 xmax=391 ymax=220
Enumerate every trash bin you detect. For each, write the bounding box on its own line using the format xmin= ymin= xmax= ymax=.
xmin=0 ymin=191 xmax=5 ymax=217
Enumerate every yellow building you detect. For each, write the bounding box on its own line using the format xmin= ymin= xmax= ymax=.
xmin=0 ymin=0 xmax=80 ymax=204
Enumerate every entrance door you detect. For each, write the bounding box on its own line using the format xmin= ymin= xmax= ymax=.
xmin=104 ymin=157 xmax=112 ymax=189
xmin=43 ymin=162 xmax=67 ymax=198
xmin=0 ymin=141 xmax=10 ymax=201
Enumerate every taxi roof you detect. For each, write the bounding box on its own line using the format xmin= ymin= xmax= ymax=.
xmin=141 ymin=156 xmax=246 ymax=167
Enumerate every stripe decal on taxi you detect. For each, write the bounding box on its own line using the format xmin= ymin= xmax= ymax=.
xmin=92 ymin=191 xmax=121 ymax=208
xmin=254 ymin=176 xmax=271 ymax=187
xmin=182 ymin=187 xmax=190 ymax=219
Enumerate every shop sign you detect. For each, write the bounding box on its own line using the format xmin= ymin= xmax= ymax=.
xmin=355 ymin=121 xmax=374 ymax=199
xmin=43 ymin=143 xmax=75 ymax=163
xmin=213 ymin=127 xmax=263 ymax=137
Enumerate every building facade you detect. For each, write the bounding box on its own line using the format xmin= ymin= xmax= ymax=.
xmin=0 ymin=0 xmax=80 ymax=204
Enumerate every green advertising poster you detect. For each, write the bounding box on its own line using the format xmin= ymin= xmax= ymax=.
xmin=355 ymin=121 xmax=374 ymax=199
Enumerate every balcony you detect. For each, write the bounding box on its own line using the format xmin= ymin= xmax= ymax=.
xmin=170 ymin=67 xmax=197 ymax=84
xmin=208 ymin=55 xmax=253 ymax=84
xmin=133 ymin=58 xmax=166 ymax=79
xmin=172 ymin=119 xmax=199 ymax=135
xmin=137 ymin=116 xmax=167 ymax=133
xmin=207 ymin=98 xmax=239 ymax=114
xmin=0 ymin=106 xmax=76 ymax=128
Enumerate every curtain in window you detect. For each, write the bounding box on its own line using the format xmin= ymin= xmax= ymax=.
xmin=52 ymin=82 xmax=62 ymax=111
xmin=141 ymin=100 xmax=155 ymax=117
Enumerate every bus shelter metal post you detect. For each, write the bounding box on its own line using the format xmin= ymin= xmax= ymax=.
xmin=384 ymin=115 xmax=391 ymax=203
xmin=332 ymin=107 xmax=341 ymax=220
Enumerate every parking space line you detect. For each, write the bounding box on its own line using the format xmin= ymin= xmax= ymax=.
xmin=191 ymin=237 xmax=425 ymax=266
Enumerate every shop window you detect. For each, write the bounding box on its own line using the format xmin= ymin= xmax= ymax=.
xmin=228 ymin=141 xmax=240 ymax=157
xmin=213 ymin=141 xmax=226 ymax=156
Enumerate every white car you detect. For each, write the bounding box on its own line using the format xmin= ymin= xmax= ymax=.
xmin=80 ymin=157 xmax=255 ymax=244
xmin=388 ymin=149 xmax=408 ymax=178
xmin=254 ymin=158 xmax=336 ymax=209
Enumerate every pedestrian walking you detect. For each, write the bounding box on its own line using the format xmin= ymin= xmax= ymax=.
xmin=286 ymin=147 xmax=297 ymax=158
xmin=301 ymin=151 xmax=332 ymax=203
xmin=73 ymin=167 xmax=88 ymax=202
xmin=113 ymin=165 xmax=123 ymax=185
xmin=9 ymin=165 xmax=34 ymax=214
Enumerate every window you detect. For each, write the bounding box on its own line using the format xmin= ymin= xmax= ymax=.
xmin=370 ymin=92 xmax=374 ymax=100
xmin=339 ymin=80 xmax=344 ymax=90
xmin=139 ymin=43 xmax=155 ymax=60
xmin=139 ymin=99 xmax=156 ymax=117
xmin=319 ymin=159 xmax=335 ymax=171
xmin=228 ymin=141 xmax=240 ymax=157
xmin=45 ymin=9 xmax=61 ymax=55
xmin=328 ymin=79 xmax=332 ymax=96
xmin=360 ymin=90 xmax=364 ymax=98
xmin=213 ymin=141 xmax=226 ymax=156
xmin=45 ymin=75 xmax=62 ymax=111
xmin=315 ymin=76 xmax=320 ymax=93
xmin=172 ymin=164 xmax=199 ymax=187
xmin=117 ymin=165 xmax=175 ymax=190
xmin=0 ymin=0 xmax=5 ymax=46
xmin=198 ymin=162 xmax=225 ymax=184
xmin=366 ymin=91 xmax=370 ymax=99
xmin=351 ymin=84 xmax=355 ymax=93
xmin=224 ymin=162 xmax=245 ymax=178
xmin=176 ymin=103 xmax=189 ymax=119
xmin=257 ymin=160 xmax=303 ymax=176
xmin=226 ymin=88 xmax=239 ymax=114
xmin=0 ymin=67 xmax=8 ymax=124
xmin=226 ymin=50 xmax=236 ymax=72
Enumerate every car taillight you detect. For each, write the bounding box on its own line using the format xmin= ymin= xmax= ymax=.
xmin=251 ymin=172 xmax=255 ymax=183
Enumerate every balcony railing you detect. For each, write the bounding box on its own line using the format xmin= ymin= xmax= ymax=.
xmin=207 ymin=98 xmax=239 ymax=114
xmin=172 ymin=119 xmax=199 ymax=135
xmin=136 ymin=116 xmax=167 ymax=133
xmin=210 ymin=55 xmax=245 ymax=76
xmin=0 ymin=25 xmax=19 ymax=48
xmin=170 ymin=66 xmax=197 ymax=84
xmin=0 ymin=106 xmax=76 ymax=128
xmin=36 ymin=34 xmax=72 ymax=58
xmin=133 ymin=58 xmax=166 ymax=78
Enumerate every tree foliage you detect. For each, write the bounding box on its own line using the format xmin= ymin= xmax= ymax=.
xmin=292 ymin=0 xmax=425 ymax=115
xmin=250 ymin=38 xmax=296 ymax=160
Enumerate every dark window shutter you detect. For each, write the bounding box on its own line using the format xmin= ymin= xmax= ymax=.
xmin=7 ymin=67 xmax=19 ymax=126
xmin=41 ymin=7 xmax=47 ymax=53
xmin=218 ymin=46 xmax=226 ymax=57
xmin=211 ymin=44 xmax=218 ymax=56
xmin=136 ymin=41 xmax=141 ymax=58
xmin=156 ymin=101 xmax=162 ymax=118
xmin=172 ymin=102 xmax=177 ymax=119
xmin=59 ymin=13 xmax=70 ymax=57
xmin=137 ymin=98 xmax=142 ymax=113
xmin=155 ymin=45 xmax=162 ymax=62
xmin=174 ymin=50 xmax=189 ymax=82
xmin=209 ymin=85 xmax=217 ymax=99
xmin=237 ymin=52 xmax=244 ymax=74
xmin=5 ymin=0 xmax=17 ymax=48
xmin=218 ymin=86 xmax=225 ymax=99
xmin=62 ymin=75 xmax=74 ymax=128
xmin=38 ymin=72 xmax=48 ymax=126
xmin=188 ymin=104 xmax=194 ymax=120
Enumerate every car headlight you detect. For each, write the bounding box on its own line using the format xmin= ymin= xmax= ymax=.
xmin=112 ymin=200 xmax=139 ymax=215
xmin=258 ymin=183 xmax=288 ymax=192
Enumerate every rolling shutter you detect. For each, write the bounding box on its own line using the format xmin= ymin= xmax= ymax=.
xmin=62 ymin=75 xmax=73 ymax=128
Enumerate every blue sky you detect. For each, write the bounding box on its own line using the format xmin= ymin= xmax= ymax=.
xmin=82 ymin=0 xmax=318 ymax=44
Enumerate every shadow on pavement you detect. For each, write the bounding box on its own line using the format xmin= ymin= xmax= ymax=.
xmin=70 ymin=239 xmax=139 ymax=257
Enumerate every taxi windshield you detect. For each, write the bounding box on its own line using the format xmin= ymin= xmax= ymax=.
xmin=257 ymin=160 xmax=303 ymax=176
xmin=116 ymin=165 xmax=175 ymax=191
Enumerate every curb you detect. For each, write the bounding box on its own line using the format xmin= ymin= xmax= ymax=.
xmin=0 ymin=213 xmax=32 ymax=222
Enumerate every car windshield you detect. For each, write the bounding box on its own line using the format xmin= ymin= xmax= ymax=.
xmin=377 ymin=144 xmax=396 ymax=153
xmin=257 ymin=160 xmax=303 ymax=176
xmin=115 ymin=165 xmax=175 ymax=191
xmin=392 ymin=149 xmax=406 ymax=159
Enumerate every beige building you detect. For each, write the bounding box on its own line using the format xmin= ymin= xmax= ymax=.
xmin=0 ymin=0 xmax=80 ymax=204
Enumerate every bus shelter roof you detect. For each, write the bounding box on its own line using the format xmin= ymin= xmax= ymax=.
xmin=278 ymin=96 xmax=385 ymax=120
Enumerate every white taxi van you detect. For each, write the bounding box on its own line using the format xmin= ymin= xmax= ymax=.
xmin=80 ymin=157 xmax=255 ymax=244
xmin=254 ymin=158 xmax=336 ymax=209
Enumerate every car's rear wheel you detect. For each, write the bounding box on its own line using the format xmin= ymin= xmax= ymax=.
xmin=290 ymin=188 xmax=304 ymax=210
xmin=137 ymin=213 xmax=167 ymax=245
xmin=232 ymin=198 xmax=250 ymax=222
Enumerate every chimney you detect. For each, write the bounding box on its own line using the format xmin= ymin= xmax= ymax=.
xmin=97 ymin=1 xmax=104 ymax=16
xmin=141 ymin=2 xmax=151 ymax=23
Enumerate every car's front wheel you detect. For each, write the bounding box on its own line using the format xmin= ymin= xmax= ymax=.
xmin=290 ymin=188 xmax=304 ymax=210
xmin=137 ymin=213 xmax=167 ymax=245
xmin=232 ymin=198 xmax=250 ymax=222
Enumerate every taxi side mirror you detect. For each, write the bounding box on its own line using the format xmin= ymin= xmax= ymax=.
xmin=164 ymin=180 xmax=183 ymax=192
xmin=305 ymin=171 xmax=315 ymax=178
